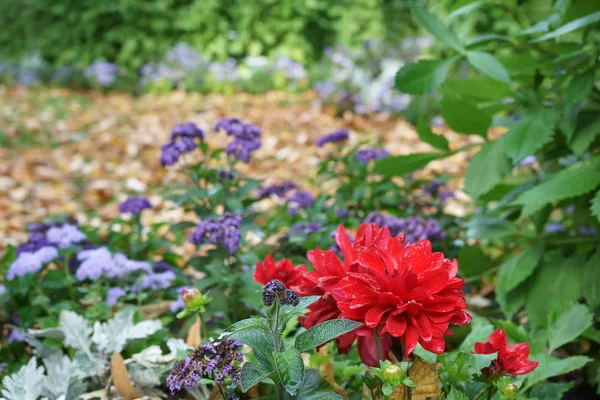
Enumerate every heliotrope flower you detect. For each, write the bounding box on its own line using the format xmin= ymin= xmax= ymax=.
xmin=166 ymin=339 xmax=243 ymax=393
xmin=170 ymin=122 xmax=204 ymax=141
xmin=215 ymin=118 xmax=262 ymax=163
xmin=288 ymin=222 xmax=323 ymax=236
xmin=254 ymin=255 xmax=309 ymax=289
xmin=287 ymin=190 xmax=315 ymax=215
xmin=119 ymin=196 xmax=152 ymax=214
xmin=365 ymin=212 xmax=445 ymax=243
xmin=473 ymin=328 xmax=539 ymax=376
xmin=421 ymin=180 xmax=455 ymax=203
xmin=256 ymin=181 xmax=296 ymax=200
xmin=188 ymin=212 xmax=242 ymax=254
xmin=316 ymin=129 xmax=349 ymax=147
xmin=330 ymin=223 xmax=471 ymax=365
xmin=355 ymin=148 xmax=389 ymax=163
xmin=160 ymin=122 xmax=204 ymax=166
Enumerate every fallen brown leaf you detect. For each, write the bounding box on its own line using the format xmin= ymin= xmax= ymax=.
xmin=389 ymin=358 xmax=441 ymax=400
xmin=110 ymin=353 xmax=142 ymax=400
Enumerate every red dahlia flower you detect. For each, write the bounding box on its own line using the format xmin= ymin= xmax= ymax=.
xmin=474 ymin=329 xmax=539 ymax=376
xmin=254 ymin=254 xmax=309 ymax=290
xmin=330 ymin=223 xmax=471 ymax=363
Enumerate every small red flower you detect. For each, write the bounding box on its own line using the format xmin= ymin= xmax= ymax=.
xmin=254 ymin=255 xmax=308 ymax=290
xmin=474 ymin=329 xmax=539 ymax=376
xmin=330 ymin=223 xmax=471 ymax=363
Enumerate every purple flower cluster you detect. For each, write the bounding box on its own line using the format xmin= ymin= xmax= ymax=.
xmin=421 ymin=180 xmax=455 ymax=203
xmin=315 ymin=129 xmax=349 ymax=147
xmin=365 ymin=212 xmax=445 ymax=243
xmin=141 ymin=270 xmax=177 ymax=290
xmin=160 ymin=122 xmax=204 ymax=167
xmin=84 ymin=61 xmax=119 ymax=86
xmin=188 ymin=212 xmax=242 ymax=254
xmin=546 ymin=222 xmax=565 ymax=234
xmin=119 ymin=196 xmax=152 ymax=214
xmin=355 ymin=148 xmax=390 ymax=163
xmin=214 ymin=118 xmax=262 ymax=163
xmin=75 ymin=247 xmax=153 ymax=281
xmin=256 ymin=181 xmax=296 ymax=200
xmin=7 ymin=246 xmax=58 ymax=281
xmin=166 ymin=339 xmax=243 ymax=393
xmin=106 ymin=287 xmax=126 ymax=306
xmin=287 ymin=190 xmax=315 ymax=215
xmin=288 ymin=222 xmax=323 ymax=236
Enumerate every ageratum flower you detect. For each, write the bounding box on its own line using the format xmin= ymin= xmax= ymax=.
xmin=45 ymin=224 xmax=87 ymax=249
xmin=330 ymin=223 xmax=471 ymax=364
xmin=166 ymin=339 xmax=243 ymax=393
xmin=215 ymin=118 xmax=262 ymax=163
xmin=106 ymin=287 xmax=126 ymax=306
xmin=84 ymin=61 xmax=119 ymax=86
xmin=256 ymin=181 xmax=296 ymax=200
xmin=474 ymin=329 xmax=539 ymax=376
xmin=75 ymin=247 xmax=152 ymax=281
xmin=7 ymin=246 xmax=58 ymax=281
xmin=315 ymin=129 xmax=349 ymax=147
xmin=16 ymin=232 xmax=52 ymax=255
xmin=254 ymin=255 xmax=309 ymax=289
xmin=355 ymin=148 xmax=389 ymax=163
xmin=141 ymin=270 xmax=176 ymax=290
xmin=188 ymin=212 xmax=242 ymax=254
xmin=119 ymin=196 xmax=152 ymax=214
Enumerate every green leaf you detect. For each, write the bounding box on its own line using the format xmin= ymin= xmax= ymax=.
xmin=531 ymin=11 xmax=600 ymax=42
xmin=466 ymin=353 xmax=497 ymax=373
xmin=447 ymin=387 xmax=469 ymax=400
xmin=294 ymin=319 xmax=362 ymax=352
xmin=581 ymin=251 xmax=600 ymax=309
xmin=464 ymin=139 xmax=512 ymax=199
xmin=416 ymin=118 xmax=449 ymax=150
xmin=547 ymin=303 xmax=594 ymax=352
xmin=441 ymin=77 xmax=512 ymax=103
xmin=440 ymin=96 xmax=492 ymax=136
xmin=503 ymin=110 xmax=559 ymax=163
xmin=566 ymin=68 xmax=596 ymax=104
xmin=230 ymin=328 xmax=275 ymax=364
xmin=530 ymin=382 xmax=574 ymax=400
xmin=457 ymin=246 xmax=488 ymax=277
xmin=297 ymin=369 xmax=321 ymax=398
xmin=279 ymin=296 xmax=321 ymax=328
xmin=273 ymin=348 xmax=305 ymax=395
xmin=374 ymin=152 xmax=448 ymax=177
xmin=409 ymin=1 xmax=465 ymax=52
xmin=570 ymin=117 xmax=600 ymax=156
xmin=466 ymin=51 xmax=511 ymax=83
xmin=302 ymin=394 xmax=346 ymax=400
xmin=219 ymin=318 xmax=269 ymax=339
xmin=496 ymin=243 xmax=544 ymax=295
xmin=394 ymin=59 xmax=454 ymax=95
xmin=514 ymin=155 xmax=600 ymax=207
xmin=465 ymin=216 xmax=517 ymax=240
xmin=459 ymin=319 xmax=495 ymax=352
xmin=447 ymin=0 xmax=485 ymax=21
xmin=240 ymin=362 xmax=272 ymax=393
xmin=523 ymin=354 xmax=590 ymax=390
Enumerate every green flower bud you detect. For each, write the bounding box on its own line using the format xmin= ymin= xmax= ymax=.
xmin=503 ymin=384 xmax=518 ymax=396
xmin=383 ymin=364 xmax=404 ymax=381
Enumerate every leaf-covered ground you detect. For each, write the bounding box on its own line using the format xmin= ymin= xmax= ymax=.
xmin=0 ymin=86 xmax=478 ymax=248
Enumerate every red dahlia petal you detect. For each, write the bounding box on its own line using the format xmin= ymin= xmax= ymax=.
xmin=365 ymin=305 xmax=391 ymax=327
xmin=385 ymin=313 xmax=407 ymax=337
xmin=357 ymin=333 xmax=392 ymax=367
xmin=487 ymin=329 xmax=509 ymax=351
xmin=505 ymin=360 xmax=539 ymax=375
xmin=335 ymin=224 xmax=356 ymax=265
xmin=419 ymin=335 xmax=446 ymax=354
xmin=403 ymin=323 xmax=420 ymax=356
xmin=415 ymin=313 xmax=434 ymax=341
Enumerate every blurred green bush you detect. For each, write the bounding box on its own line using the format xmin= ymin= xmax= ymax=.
xmin=0 ymin=0 xmax=415 ymax=71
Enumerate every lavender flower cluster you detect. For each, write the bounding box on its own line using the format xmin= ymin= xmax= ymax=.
xmin=355 ymin=148 xmax=389 ymax=164
xmin=315 ymin=129 xmax=349 ymax=147
xmin=8 ymin=220 xmax=86 ymax=280
xmin=188 ymin=212 xmax=242 ymax=254
xmin=214 ymin=118 xmax=262 ymax=163
xmin=166 ymin=339 xmax=243 ymax=393
xmin=160 ymin=122 xmax=204 ymax=166
xmin=365 ymin=212 xmax=445 ymax=243
xmin=421 ymin=180 xmax=455 ymax=203
xmin=119 ymin=196 xmax=152 ymax=214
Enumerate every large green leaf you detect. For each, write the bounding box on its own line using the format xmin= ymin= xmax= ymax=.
xmin=547 ymin=303 xmax=594 ymax=352
xmin=464 ymin=140 xmax=512 ymax=198
xmin=273 ymin=348 xmax=305 ymax=395
xmin=514 ymin=155 xmax=600 ymax=207
xmin=409 ymin=1 xmax=465 ymax=51
xmin=374 ymin=152 xmax=448 ymax=177
xmin=581 ymin=250 xmax=600 ymax=310
xmin=503 ymin=110 xmax=559 ymax=163
xmin=466 ymin=51 xmax=511 ymax=83
xmin=219 ymin=318 xmax=269 ymax=339
xmin=570 ymin=117 xmax=600 ymax=156
xmin=465 ymin=216 xmax=517 ymax=240
xmin=457 ymin=246 xmax=488 ymax=277
xmin=302 ymin=394 xmax=346 ymax=400
xmin=531 ymin=11 xmax=600 ymax=42
xmin=523 ymin=354 xmax=590 ymax=390
xmin=297 ymin=369 xmax=321 ymax=398
xmin=294 ymin=319 xmax=362 ymax=352
xmin=440 ymin=77 xmax=512 ymax=102
xmin=529 ymin=383 xmax=574 ymax=400
xmin=440 ymin=96 xmax=492 ymax=136
xmin=447 ymin=387 xmax=469 ymax=400
xmin=416 ymin=118 xmax=449 ymax=150
xmin=566 ymin=68 xmax=596 ymax=104
xmin=230 ymin=328 xmax=275 ymax=364
xmin=394 ymin=59 xmax=454 ymax=95
xmin=496 ymin=243 xmax=544 ymax=295
xmin=459 ymin=318 xmax=495 ymax=352
xmin=591 ymin=190 xmax=600 ymax=223
xmin=240 ymin=362 xmax=272 ymax=393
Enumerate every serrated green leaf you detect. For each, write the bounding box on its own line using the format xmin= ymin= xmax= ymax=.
xmin=440 ymin=96 xmax=492 ymax=136
xmin=514 ymin=155 xmax=600 ymax=207
xmin=374 ymin=152 xmax=448 ymax=177
xmin=294 ymin=319 xmax=362 ymax=352
xmin=457 ymin=245 xmax=488 ymax=277
xmin=496 ymin=243 xmax=544 ymax=295
xmin=240 ymin=362 xmax=272 ymax=393
xmin=447 ymin=387 xmax=469 ymax=400
xmin=523 ymin=354 xmax=590 ymax=390
xmin=273 ymin=348 xmax=305 ymax=395
xmin=503 ymin=110 xmax=558 ymax=163
xmin=581 ymin=251 xmax=600 ymax=309
xmin=465 ymin=216 xmax=517 ymax=240
xmin=219 ymin=318 xmax=269 ymax=339
xmin=297 ymin=369 xmax=321 ymax=398
xmin=464 ymin=139 xmax=512 ymax=198
xmin=547 ymin=303 xmax=593 ymax=352
xmin=566 ymin=68 xmax=595 ymax=104
xmin=466 ymin=51 xmax=511 ymax=83
xmin=441 ymin=77 xmax=512 ymax=102
xmin=394 ymin=59 xmax=454 ymax=95
xmin=416 ymin=118 xmax=449 ymax=150
xmin=409 ymin=1 xmax=464 ymax=51
xmin=459 ymin=317 xmax=495 ymax=352
xmin=570 ymin=118 xmax=600 ymax=156
xmin=530 ymin=382 xmax=574 ymax=400
xmin=531 ymin=11 xmax=600 ymax=42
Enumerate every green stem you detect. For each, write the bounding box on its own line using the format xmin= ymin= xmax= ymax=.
xmin=273 ymin=298 xmax=281 ymax=352
xmin=63 ymin=254 xmax=77 ymax=302
xmin=34 ymin=277 xmax=53 ymax=315
xmin=374 ymin=333 xmax=384 ymax=363
xmin=487 ymin=385 xmax=494 ymax=400
xmin=199 ymin=313 xmax=209 ymax=341
xmin=217 ymin=384 xmax=226 ymax=400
